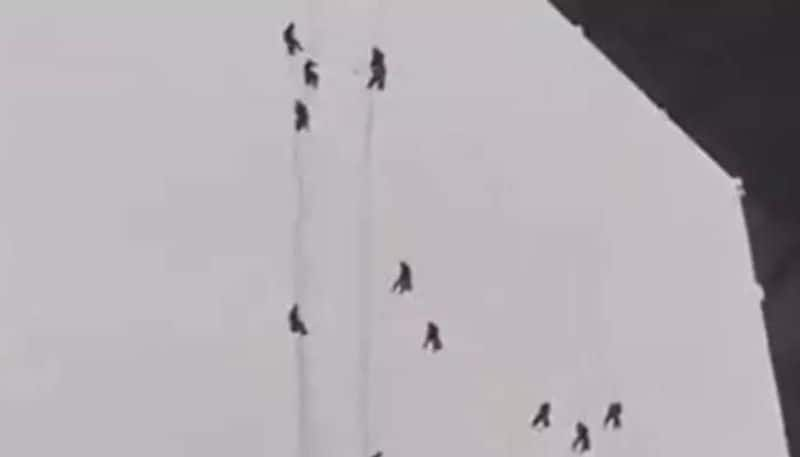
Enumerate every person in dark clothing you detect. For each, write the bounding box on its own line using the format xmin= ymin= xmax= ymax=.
xmin=304 ymin=59 xmax=319 ymax=89
xmin=422 ymin=321 xmax=443 ymax=353
xmin=294 ymin=100 xmax=310 ymax=132
xmin=289 ymin=303 xmax=308 ymax=336
xmin=391 ymin=261 xmax=412 ymax=294
xmin=370 ymin=47 xmax=385 ymax=70
xmin=530 ymin=402 xmax=551 ymax=429
xmin=603 ymin=402 xmax=622 ymax=430
xmin=366 ymin=47 xmax=387 ymax=91
xmin=370 ymin=452 xmax=383 ymax=457
xmin=369 ymin=47 xmax=385 ymax=69
xmin=283 ymin=22 xmax=304 ymax=56
xmin=571 ymin=422 xmax=590 ymax=453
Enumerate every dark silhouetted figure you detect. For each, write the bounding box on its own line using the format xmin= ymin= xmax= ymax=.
xmin=571 ymin=422 xmax=590 ymax=453
xmin=289 ymin=303 xmax=308 ymax=336
xmin=603 ymin=402 xmax=622 ymax=430
xmin=391 ymin=261 xmax=412 ymax=294
xmin=370 ymin=452 xmax=383 ymax=457
xmin=369 ymin=47 xmax=385 ymax=74
xmin=294 ymin=100 xmax=310 ymax=132
xmin=304 ymin=59 xmax=319 ymax=89
xmin=283 ymin=22 xmax=304 ymax=56
xmin=366 ymin=47 xmax=386 ymax=91
xmin=422 ymin=321 xmax=443 ymax=353
xmin=531 ymin=402 xmax=551 ymax=429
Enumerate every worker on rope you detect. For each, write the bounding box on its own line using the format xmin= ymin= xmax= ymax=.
xmin=571 ymin=422 xmax=591 ymax=453
xmin=391 ymin=261 xmax=412 ymax=294
xmin=283 ymin=22 xmax=304 ymax=56
xmin=304 ymin=59 xmax=319 ymax=89
xmin=603 ymin=402 xmax=622 ymax=430
xmin=422 ymin=321 xmax=443 ymax=353
xmin=289 ymin=303 xmax=309 ymax=336
xmin=530 ymin=402 xmax=551 ymax=430
xmin=366 ymin=47 xmax=387 ymax=91
xmin=294 ymin=100 xmax=310 ymax=132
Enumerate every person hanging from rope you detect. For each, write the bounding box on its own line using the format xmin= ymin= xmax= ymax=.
xmin=366 ymin=47 xmax=387 ymax=91
xmin=422 ymin=321 xmax=443 ymax=353
xmin=391 ymin=261 xmax=412 ymax=294
xmin=295 ymin=100 xmax=310 ymax=132
xmin=289 ymin=303 xmax=309 ymax=336
xmin=603 ymin=402 xmax=622 ymax=430
xmin=530 ymin=402 xmax=551 ymax=430
xmin=571 ymin=422 xmax=591 ymax=453
xmin=283 ymin=22 xmax=304 ymax=56
xmin=304 ymin=59 xmax=319 ymax=89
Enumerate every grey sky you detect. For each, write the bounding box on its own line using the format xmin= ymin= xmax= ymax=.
xmin=0 ymin=1 xmax=787 ymax=456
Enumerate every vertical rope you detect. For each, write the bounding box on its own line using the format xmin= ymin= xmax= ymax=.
xmin=359 ymin=1 xmax=389 ymax=453
xmin=289 ymin=4 xmax=317 ymax=457
xmin=357 ymin=89 xmax=377 ymax=457
xmin=292 ymin=125 xmax=312 ymax=457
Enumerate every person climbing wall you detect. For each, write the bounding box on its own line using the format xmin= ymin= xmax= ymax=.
xmin=366 ymin=47 xmax=387 ymax=91
xmin=304 ymin=59 xmax=319 ymax=89
xmin=571 ymin=422 xmax=591 ymax=453
xmin=422 ymin=321 xmax=443 ymax=353
xmin=603 ymin=402 xmax=623 ymax=430
xmin=391 ymin=261 xmax=412 ymax=294
xmin=531 ymin=402 xmax=552 ymax=429
xmin=294 ymin=100 xmax=310 ymax=132
xmin=283 ymin=22 xmax=304 ymax=56
xmin=289 ymin=303 xmax=309 ymax=336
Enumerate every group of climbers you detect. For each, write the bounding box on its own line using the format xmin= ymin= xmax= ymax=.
xmin=284 ymin=22 xmax=387 ymax=133
xmin=530 ymin=401 xmax=623 ymax=453
xmin=283 ymin=20 xmax=622 ymax=457
xmin=289 ymin=261 xmax=442 ymax=353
